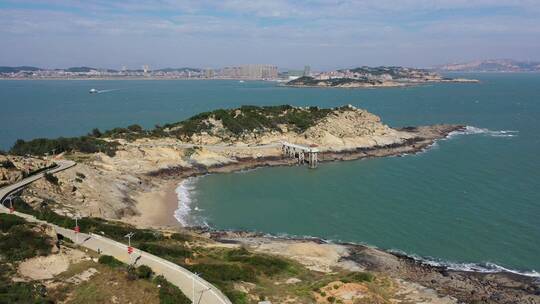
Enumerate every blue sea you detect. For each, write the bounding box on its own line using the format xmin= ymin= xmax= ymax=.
xmin=1 ymin=74 xmax=539 ymax=276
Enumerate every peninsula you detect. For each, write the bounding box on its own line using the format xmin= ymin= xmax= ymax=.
xmin=2 ymin=105 xmax=538 ymax=303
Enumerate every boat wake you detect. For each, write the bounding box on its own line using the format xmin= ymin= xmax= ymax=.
xmin=97 ymin=89 xmax=120 ymax=94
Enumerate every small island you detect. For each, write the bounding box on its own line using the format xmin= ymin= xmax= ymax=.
xmin=286 ymin=66 xmax=479 ymax=88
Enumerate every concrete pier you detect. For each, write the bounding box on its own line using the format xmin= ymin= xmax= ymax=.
xmin=281 ymin=142 xmax=319 ymax=168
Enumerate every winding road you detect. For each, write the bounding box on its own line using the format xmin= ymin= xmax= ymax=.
xmin=0 ymin=159 xmax=231 ymax=304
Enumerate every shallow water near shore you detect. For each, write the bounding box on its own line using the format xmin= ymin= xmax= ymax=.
xmin=1 ymin=74 xmax=539 ymax=275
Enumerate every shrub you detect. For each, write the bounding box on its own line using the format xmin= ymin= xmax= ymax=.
xmin=10 ymin=136 xmax=118 ymax=156
xmin=44 ymin=172 xmax=59 ymax=185
xmin=91 ymin=128 xmax=102 ymax=138
xmin=0 ymin=159 xmax=15 ymax=169
xmin=136 ymin=265 xmax=154 ymax=279
xmin=190 ymin=263 xmax=257 ymax=283
xmin=225 ymin=248 xmax=294 ymax=276
xmin=153 ymin=275 xmax=191 ymax=304
xmin=224 ymin=290 xmax=248 ymax=304
xmin=169 ymin=232 xmax=192 ymax=242
xmin=98 ymin=255 xmax=124 ymax=268
xmin=0 ymin=214 xmax=26 ymax=232
xmin=138 ymin=243 xmax=192 ymax=261
xmin=0 ymin=225 xmax=52 ymax=262
xmin=0 ymin=281 xmax=52 ymax=303
xmin=342 ymin=272 xmax=375 ymax=283
xmin=127 ymin=124 xmax=143 ymax=132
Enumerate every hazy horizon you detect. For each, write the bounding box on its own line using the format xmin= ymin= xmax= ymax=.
xmin=1 ymin=0 xmax=539 ymax=70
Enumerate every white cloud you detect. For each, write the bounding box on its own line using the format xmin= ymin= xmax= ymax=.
xmin=0 ymin=0 xmax=539 ymax=67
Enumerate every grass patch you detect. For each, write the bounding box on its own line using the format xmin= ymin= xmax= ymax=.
xmin=342 ymin=272 xmax=375 ymax=283
xmin=0 ymin=224 xmax=52 ymax=262
xmin=68 ymin=264 xmax=161 ymax=304
xmin=98 ymin=255 xmax=124 ymax=268
xmin=153 ymin=275 xmax=191 ymax=304
xmin=0 ymin=281 xmax=51 ymax=304
xmin=225 ymin=247 xmax=298 ymax=276
xmin=0 ymin=213 xmax=26 ymax=232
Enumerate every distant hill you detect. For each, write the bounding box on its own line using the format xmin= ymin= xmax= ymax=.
xmin=437 ymin=59 xmax=540 ymax=72
xmin=0 ymin=66 xmax=42 ymax=73
xmin=155 ymin=67 xmax=202 ymax=72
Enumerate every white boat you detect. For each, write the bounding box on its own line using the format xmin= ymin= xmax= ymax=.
xmin=89 ymin=88 xmax=98 ymax=94
xmin=239 ymin=80 xmax=245 ymax=83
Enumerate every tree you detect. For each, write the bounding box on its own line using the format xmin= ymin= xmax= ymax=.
xmin=91 ymin=128 xmax=102 ymax=138
xmin=127 ymin=124 xmax=143 ymax=132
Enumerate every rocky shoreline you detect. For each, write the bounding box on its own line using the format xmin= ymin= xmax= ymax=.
xmin=203 ymin=230 xmax=539 ymax=304
xmin=138 ymin=123 xmax=540 ymax=303
xmin=147 ymin=125 xmax=464 ymax=179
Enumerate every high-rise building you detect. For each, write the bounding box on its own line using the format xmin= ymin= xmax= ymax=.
xmin=303 ymin=65 xmax=311 ymax=77
xmin=220 ymin=64 xmax=278 ymax=79
xmin=205 ymin=69 xmax=215 ymax=78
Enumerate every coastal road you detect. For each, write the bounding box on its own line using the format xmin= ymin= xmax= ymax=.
xmin=0 ymin=159 xmax=76 ymax=203
xmin=0 ymin=161 xmax=232 ymax=304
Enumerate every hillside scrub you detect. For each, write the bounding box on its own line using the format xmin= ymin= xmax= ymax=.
xmin=10 ymin=136 xmax=118 ymax=157
xmin=0 ymin=215 xmax=52 ymax=262
xmin=0 ymin=214 xmax=53 ymax=303
xmin=8 ymin=105 xmax=346 ymax=155
xmin=164 ymin=105 xmax=335 ymax=137
xmin=11 ymin=197 xmax=387 ymax=303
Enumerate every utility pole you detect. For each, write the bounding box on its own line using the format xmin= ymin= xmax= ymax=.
xmin=73 ymin=214 xmax=81 ymax=243
xmin=125 ymin=232 xmax=135 ymax=264
xmin=2 ymin=195 xmax=14 ymax=213
xmin=192 ymin=272 xmax=201 ymax=304
xmin=8 ymin=196 xmax=13 ymax=213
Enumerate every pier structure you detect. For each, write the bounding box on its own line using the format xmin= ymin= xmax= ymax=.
xmin=281 ymin=142 xmax=319 ymax=168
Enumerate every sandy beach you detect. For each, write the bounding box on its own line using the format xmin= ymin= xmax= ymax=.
xmin=127 ymin=181 xmax=182 ymax=228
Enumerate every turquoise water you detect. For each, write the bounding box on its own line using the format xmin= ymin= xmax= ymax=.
xmin=1 ymin=75 xmax=539 ymax=274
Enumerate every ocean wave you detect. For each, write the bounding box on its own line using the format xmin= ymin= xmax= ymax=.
xmin=388 ymin=249 xmax=540 ymax=278
xmin=449 ymin=126 xmax=519 ymax=138
xmin=173 ymin=177 xmax=200 ymax=226
xmin=207 ymin=224 xmax=540 ymax=279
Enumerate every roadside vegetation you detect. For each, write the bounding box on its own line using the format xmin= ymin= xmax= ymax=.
xmin=0 ymin=212 xmax=190 ymax=304
xmin=10 ymin=196 xmax=396 ymax=303
xmin=0 ymin=213 xmax=54 ymax=303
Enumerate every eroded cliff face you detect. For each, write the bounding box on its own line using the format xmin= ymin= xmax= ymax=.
xmin=20 ymin=106 xmax=454 ymax=221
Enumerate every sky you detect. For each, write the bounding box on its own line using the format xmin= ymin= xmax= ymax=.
xmin=0 ymin=0 xmax=539 ymax=70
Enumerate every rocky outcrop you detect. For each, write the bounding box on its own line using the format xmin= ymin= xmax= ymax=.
xmin=0 ymin=155 xmax=50 ymax=187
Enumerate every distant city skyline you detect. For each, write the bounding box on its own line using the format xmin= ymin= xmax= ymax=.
xmin=1 ymin=0 xmax=539 ymax=70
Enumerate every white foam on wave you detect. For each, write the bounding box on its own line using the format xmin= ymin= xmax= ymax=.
xmin=173 ymin=177 xmax=199 ymax=226
xmin=389 ymin=249 xmax=540 ymax=278
xmin=414 ymin=126 xmax=519 ymax=156
xmin=449 ymin=126 xmax=519 ymax=138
